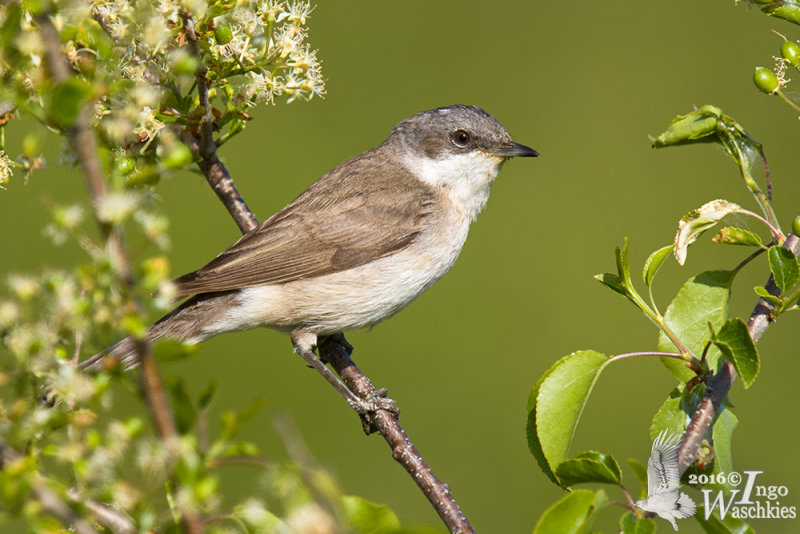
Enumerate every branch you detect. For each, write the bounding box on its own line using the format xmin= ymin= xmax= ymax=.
xmin=319 ymin=338 xmax=475 ymax=533
xmin=65 ymin=489 xmax=136 ymax=534
xmin=180 ymin=20 xmax=473 ymax=531
xmin=181 ymin=15 xmax=258 ymax=234
xmin=677 ymin=230 xmax=800 ymax=473
xmin=36 ymin=13 xmax=203 ymax=534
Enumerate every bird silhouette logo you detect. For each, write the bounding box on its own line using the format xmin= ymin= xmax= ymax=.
xmin=635 ymin=430 xmax=697 ymax=530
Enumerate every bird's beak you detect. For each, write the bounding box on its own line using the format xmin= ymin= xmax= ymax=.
xmin=488 ymin=141 xmax=540 ymax=158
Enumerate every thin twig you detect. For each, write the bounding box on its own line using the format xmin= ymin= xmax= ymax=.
xmin=677 ymin=230 xmax=800 ymax=473
xmin=36 ymin=13 xmax=203 ymax=534
xmin=182 ymin=16 xmax=258 ymax=234
xmin=66 ymin=489 xmax=137 ymax=534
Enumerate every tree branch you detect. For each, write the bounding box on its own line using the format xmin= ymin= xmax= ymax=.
xmin=319 ymin=337 xmax=475 ymax=533
xmin=180 ymin=19 xmax=473 ymax=530
xmin=182 ymin=16 xmax=258 ymax=234
xmin=36 ymin=13 xmax=203 ymax=534
xmin=678 ymin=230 xmax=800 ymax=473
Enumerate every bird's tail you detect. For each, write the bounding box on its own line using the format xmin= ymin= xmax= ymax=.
xmin=79 ymin=334 xmax=153 ymax=372
xmin=79 ymin=291 xmax=238 ymax=372
xmin=675 ymin=491 xmax=697 ymax=518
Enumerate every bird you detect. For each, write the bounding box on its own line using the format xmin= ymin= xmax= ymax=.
xmin=80 ymin=105 xmax=538 ymax=411
xmin=635 ymin=430 xmax=697 ymax=530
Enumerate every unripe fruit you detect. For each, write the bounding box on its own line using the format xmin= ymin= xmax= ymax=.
xmin=754 ymin=67 xmax=779 ymax=93
xmin=173 ymin=55 xmax=200 ymax=75
xmin=792 ymin=215 xmax=800 ymax=237
xmin=115 ymin=157 xmax=135 ymax=176
xmin=781 ymin=41 xmax=800 ymax=68
xmin=215 ymin=25 xmax=233 ymax=45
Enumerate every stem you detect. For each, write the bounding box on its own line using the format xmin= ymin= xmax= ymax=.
xmin=735 ymin=142 xmax=781 ymax=232
xmin=731 ymin=246 xmax=767 ymax=278
xmin=629 ymin=288 xmax=696 ymax=361
xmin=777 ymin=90 xmax=800 ymax=114
xmin=619 ymin=484 xmax=636 ymax=509
xmin=610 ymin=351 xmax=685 ymax=361
xmin=739 ymin=208 xmax=784 ymax=243
xmin=611 ymin=351 xmax=702 ymax=373
xmin=182 ymin=15 xmax=258 ymax=234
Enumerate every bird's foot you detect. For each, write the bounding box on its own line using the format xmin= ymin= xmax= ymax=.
xmin=326 ymin=333 xmax=354 ymax=356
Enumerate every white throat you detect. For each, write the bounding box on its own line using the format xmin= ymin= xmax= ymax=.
xmin=403 ymin=151 xmax=504 ymax=222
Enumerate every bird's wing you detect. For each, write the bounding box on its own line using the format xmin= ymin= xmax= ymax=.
xmin=173 ymin=151 xmax=437 ymax=298
xmin=646 ymin=430 xmax=682 ymax=496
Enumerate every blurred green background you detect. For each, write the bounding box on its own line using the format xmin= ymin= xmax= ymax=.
xmin=3 ymin=1 xmax=800 ymax=532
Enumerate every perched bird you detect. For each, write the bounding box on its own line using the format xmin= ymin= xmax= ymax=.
xmin=635 ymin=430 xmax=697 ymax=530
xmin=81 ymin=105 xmax=538 ymax=410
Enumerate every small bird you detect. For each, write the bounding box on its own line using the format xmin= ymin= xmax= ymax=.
xmin=81 ymin=105 xmax=538 ymax=410
xmin=635 ymin=430 xmax=697 ymax=530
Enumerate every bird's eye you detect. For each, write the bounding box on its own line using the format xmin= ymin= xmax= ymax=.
xmin=451 ymin=129 xmax=471 ymax=147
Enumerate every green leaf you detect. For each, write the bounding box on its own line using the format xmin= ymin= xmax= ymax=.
xmin=710 ymin=409 xmax=738 ymax=488
xmin=594 ymin=273 xmax=629 ymax=299
xmin=651 ymin=106 xmax=762 ymax=170
xmin=555 ymin=451 xmax=622 ymax=486
xmin=651 ymin=105 xmax=723 ymax=147
xmin=616 ymin=237 xmax=633 ymax=287
xmin=757 ymin=2 xmax=800 ymax=26
xmin=0 ymin=4 xmax=22 ymax=50
xmin=620 ymin=512 xmax=656 ymax=534
xmin=642 ymin=244 xmax=674 ymax=287
xmin=627 ymin=459 xmax=648 ymax=500
xmin=649 ymin=389 xmax=686 ymax=439
xmin=527 ymin=351 xmax=612 ymax=485
xmin=711 ymin=226 xmax=764 ymax=248
xmin=533 ymin=489 xmax=607 ymax=534
xmin=695 ymin=504 xmax=755 ymax=534
xmin=753 ymin=285 xmax=783 ymax=306
xmin=197 ymin=381 xmax=218 ymax=411
xmin=48 ymin=77 xmax=93 ymax=128
xmin=710 ymin=319 xmax=760 ymax=388
xmin=768 ymin=246 xmax=799 ymax=293
xmin=658 ymin=271 xmax=733 ymax=381
xmin=221 ymin=396 xmax=268 ymax=442
xmin=151 ymin=338 xmax=200 ymax=363
xmin=674 ymin=201 xmax=745 ymax=265
xmin=165 ymin=377 xmax=197 ymax=434
xmin=341 ymin=495 xmax=402 ymax=534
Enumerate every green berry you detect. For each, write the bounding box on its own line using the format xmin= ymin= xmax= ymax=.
xmin=215 ymin=25 xmax=233 ymax=45
xmin=115 ymin=156 xmax=136 ymax=176
xmin=173 ymin=55 xmax=200 ymax=75
xmin=792 ymin=216 xmax=800 ymax=237
xmin=781 ymin=41 xmax=800 ymax=68
xmin=162 ymin=143 xmax=193 ymax=169
xmin=754 ymin=67 xmax=779 ymax=94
